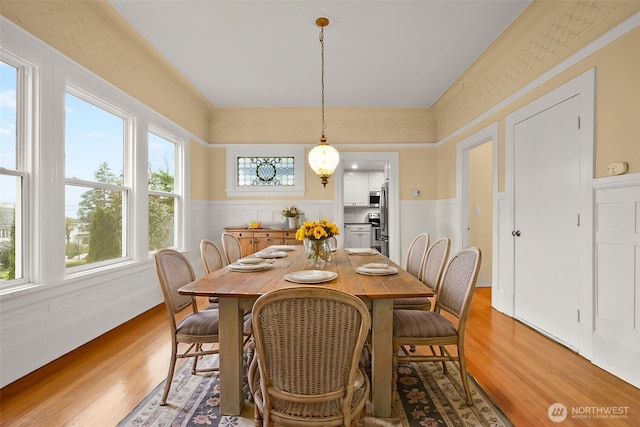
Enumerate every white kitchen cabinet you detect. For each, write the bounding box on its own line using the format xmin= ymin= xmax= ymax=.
xmin=344 ymin=224 xmax=372 ymax=248
xmin=343 ymin=172 xmax=369 ymax=206
xmin=368 ymin=171 xmax=385 ymax=192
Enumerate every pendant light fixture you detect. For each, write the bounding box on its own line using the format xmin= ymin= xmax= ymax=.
xmin=308 ymin=17 xmax=340 ymax=188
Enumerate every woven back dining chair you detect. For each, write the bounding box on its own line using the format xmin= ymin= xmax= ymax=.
xmin=201 ymin=239 xmax=224 ymax=274
xmin=404 ymin=232 xmax=429 ymax=280
xmin=154 ymin=249 xmax=221 ymax=406
xmin=155 ymin=249 xmax=252 ymax=406
xmin=200 ymin=239 xmax=224 ymax=308
xmin=393 ymin=237 xmax=450 ymax=312
xmin=248 ymin=287 xmax=371 ymax=427
xmin=392 ymin=246 xmax=481 ymax=406
xmin=420 ymin=237 xmax=451 ymax=294
xmin=221 ymin=232 xmax=242 ymax=265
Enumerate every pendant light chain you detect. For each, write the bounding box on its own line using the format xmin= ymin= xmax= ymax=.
xmin=320 ymin=25 xmax=326 ymax=140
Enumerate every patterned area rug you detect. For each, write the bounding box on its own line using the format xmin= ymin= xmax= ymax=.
xmin=118 ymin=355 xmax=512 ymax=427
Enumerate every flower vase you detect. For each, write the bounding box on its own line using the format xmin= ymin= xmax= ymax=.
xmin=304 ymin=238 xmax=332 ymax=264
xmin=288 ymin=217 xmax=298 ymax=229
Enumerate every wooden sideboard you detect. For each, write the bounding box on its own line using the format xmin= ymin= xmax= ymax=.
xmin=224 ymin=228 xmax=302 ymax=256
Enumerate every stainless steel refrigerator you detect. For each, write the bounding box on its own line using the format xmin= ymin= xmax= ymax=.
xmin=380 ymin=180 xmax=389 ymax=256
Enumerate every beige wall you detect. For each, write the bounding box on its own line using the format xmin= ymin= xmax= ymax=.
xmin=2 ymin=0 xmax=638 ymax=203
xmin=469 ymin=142 xmax=493 ymax=283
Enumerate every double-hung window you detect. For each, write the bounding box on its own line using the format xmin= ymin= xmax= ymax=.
xmin=148 ymin=130 xmax=178 ymax=251
xmin=0 ymin=58 xmax=27 ymax=283
xmin=64 ymin=89 xmax=129 ymax=269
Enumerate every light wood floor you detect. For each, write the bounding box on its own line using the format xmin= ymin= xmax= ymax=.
xmin=1 ymin=288 xmax=638 ymax=426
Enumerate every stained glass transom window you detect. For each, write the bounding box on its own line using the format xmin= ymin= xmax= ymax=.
xmin=237 ymin=157 xmax=295 ymax=186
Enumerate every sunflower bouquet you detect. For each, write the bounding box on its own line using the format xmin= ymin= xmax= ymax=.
xmin=295 ymin=219 xmax=340 ymax=241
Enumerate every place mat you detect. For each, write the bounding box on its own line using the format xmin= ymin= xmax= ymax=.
xmin=356 ymin=265 xmax=398 ymax=275
xmin=227 ymin=262 xmax=272 ymax=272
xmin=346 ymin=248 xmax=378 ymax=255
xmin=284 ymin=270 xmax=338 ymax=284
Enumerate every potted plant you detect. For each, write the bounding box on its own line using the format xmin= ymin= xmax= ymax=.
xmin=282 ymin=206 xmax=301 ymax=229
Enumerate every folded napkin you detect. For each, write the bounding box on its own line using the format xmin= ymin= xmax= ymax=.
xmin=237 ymin=257 xmax=264 ymax=265
xmin=346 ymin=248 xmax=378 ymax=255
xmin=255 ymin=251 xmax=287 ymax=259
xmin=268 ymin=245 xmax=297 ymax=251
xmin=356 ymin=265 xmax=398 ymax=275
xmin=227 ymin=262 xmax=271 ymax=272
xmin=362 ymin=263 xmax=389 ymax=269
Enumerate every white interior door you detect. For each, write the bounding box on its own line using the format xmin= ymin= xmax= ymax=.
xmin=513 ymin=94 xmax=582 ymax=350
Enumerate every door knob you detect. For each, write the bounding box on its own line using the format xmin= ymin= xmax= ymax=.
xmin=512 ymin=230 xmax=521 ymax=237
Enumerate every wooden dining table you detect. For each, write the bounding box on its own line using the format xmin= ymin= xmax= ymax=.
xmin=178 ymin=245 xmax=433 ymax=418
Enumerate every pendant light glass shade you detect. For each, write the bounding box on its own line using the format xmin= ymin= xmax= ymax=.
xmin=308 ymin=137 xmax=340 ymax=187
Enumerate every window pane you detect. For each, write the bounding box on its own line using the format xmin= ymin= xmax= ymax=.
xmin=148 ymin=194 xmax=175 ymax=251
xmin=0 ymin=61 xmax=17 ymax=170
xmin=65 ymin=185 xmax=123 ymax=268
xmin=0 ymin=175 xmax=21 ymax=281
xmin=237 ymin=156 xmax=295 ymax=186
xmin=148 ymin=132 xmax=175 ymax=192
xmin=65 ymin=93 xmax=124 ymax=181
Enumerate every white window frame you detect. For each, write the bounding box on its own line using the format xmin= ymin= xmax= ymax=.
xmin=147 ymin=126 xmax=183 ymax=253
xmin=0 ymin=50 xmax=35 ymax=288
xmin=64 ymin=85 xmax=133 ymax=274
xmin=226 ymin=145 xmax=306 ymax=197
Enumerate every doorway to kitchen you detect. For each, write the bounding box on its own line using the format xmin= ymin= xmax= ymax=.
xmin=335 ymin=152 xmax=400 ymax=263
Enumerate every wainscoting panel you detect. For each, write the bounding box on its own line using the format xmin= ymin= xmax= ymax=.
xmin=592 ymin=174 xmax=640 ymax=388
xmin=435 ymin=198 xmax=461 ymax=255
xmin=399 ymin=201 xmax=438 ymax=267
xmin=0 ymin=262 xmax=161 ymax=388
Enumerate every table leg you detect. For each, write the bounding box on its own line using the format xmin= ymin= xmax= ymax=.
xmin=219 ymin=297 xmax=244 ymax=415
xmin=371 ymin=298 xmax=393 ymax=417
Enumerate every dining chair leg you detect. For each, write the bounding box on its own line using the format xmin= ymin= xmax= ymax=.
xmin=439 ymin=346 xmax=448 ymax=373
xmin=160 ymin=345 xmax=178 ymax=406
xmin=458 ymin=342 xmax=473 ymax=406
xmin=192 ymin=344 xmax=201 ymax=374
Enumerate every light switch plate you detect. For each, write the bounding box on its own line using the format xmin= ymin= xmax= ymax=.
xmin=606 ymin=162 xmax=628 ymax=176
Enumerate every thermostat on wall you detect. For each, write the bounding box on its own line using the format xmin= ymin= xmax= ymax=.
xmin=606 ymin=162 xmax=628 ymax=176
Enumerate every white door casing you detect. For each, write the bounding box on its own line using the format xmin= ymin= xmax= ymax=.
xmin=457 ymin=122 xmax=499 ymax=298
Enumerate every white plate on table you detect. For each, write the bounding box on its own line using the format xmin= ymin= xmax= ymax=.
xmin=345 ymin=248 xmax=379 ymax=255
xmin=356 ymin=265 xmax=398 ymax=275
xmin=255 ymin=251 xmax=288 ymax=259
xmin=227 ymin=262 xmax=272 ymax=272
xmin=284 ymin=270 xmax=338 ymax=284
xmin=269 ymin=245 xmax=297 ymax=251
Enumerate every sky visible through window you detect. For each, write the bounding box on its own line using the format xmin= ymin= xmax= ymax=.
xmin=0 ymin=62 xmax=16 ymax=170
xmin=0 ymin=62 xmax=17 ymax=218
